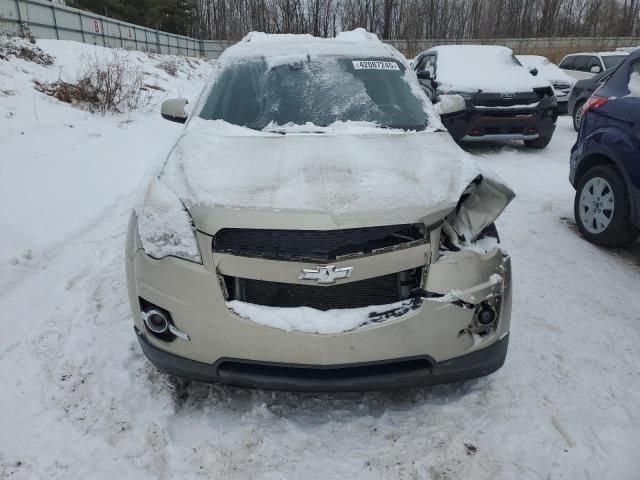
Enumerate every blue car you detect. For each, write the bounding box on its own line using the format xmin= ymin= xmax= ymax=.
xmin=570 ymin=50 xmax=640 ymax=246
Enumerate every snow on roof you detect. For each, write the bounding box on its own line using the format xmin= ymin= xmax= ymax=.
xmin=220 ymin=28 xmax=402 ymax=62
xmin=564 ymin=51 xmax=630 ymax=57
xmin=599 ymin=51 xmax=630 ymax=56
xmin=516 ymin=54 xmax=549 ymax=65
xmin=426 ymin=45 xmax=550 ymax=93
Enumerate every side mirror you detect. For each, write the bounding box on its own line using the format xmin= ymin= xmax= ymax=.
xmin=529 ymin=67 xmax=539 ymax=76
xmin=417 ymin=70 xmax=432 ymax=81
xmin=590 ymin=65 xmax=602 ymax=74
xmin=435 ymin=94 xmax=467 ymax=116
xmin=161 ymin=98 xmax=188 ymax=123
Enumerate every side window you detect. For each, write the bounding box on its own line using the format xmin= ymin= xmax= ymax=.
xmin=587 ymin=56 xmax=602 ymax=72
xmin=573 ymin=55 xmax=589 ymax=72
xmin=413 ymin=55 xmax=425 ymax=71
xmin=424 ymin=55 xmax=436 ymax=76
xmin=415 ymin=55 xmax=428 ymax=72
xmin=559 ymin=56 xmax=574 ymax=69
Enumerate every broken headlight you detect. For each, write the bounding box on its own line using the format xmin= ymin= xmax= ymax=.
xmin=137 ymin=179 xmax=202 ymax=263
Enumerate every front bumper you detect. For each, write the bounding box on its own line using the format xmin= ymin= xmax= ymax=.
xmin=126 ymin=218 xmax=513 ymax=390
xmin=557 ymin=99 xmax=569 ymax=114
xmin=136 ymin=327 xmax=509 ymax=391
xmin=443 ymin=96 xmax=557 ymax=142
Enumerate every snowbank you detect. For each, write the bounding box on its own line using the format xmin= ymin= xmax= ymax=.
xmin=0 ymin=37 xmax=211 ymax=273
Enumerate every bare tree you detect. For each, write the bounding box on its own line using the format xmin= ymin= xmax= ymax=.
xmin=185 ymin=0 xmax=640 ymax=41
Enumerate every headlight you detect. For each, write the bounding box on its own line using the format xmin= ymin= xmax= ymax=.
xmin=137 ymin=179 xmax=202 ymax=263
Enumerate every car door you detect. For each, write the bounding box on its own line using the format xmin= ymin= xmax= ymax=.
xmin=608 ymin=61 xmax=640 ymax=189
xmin=571 ymin=55 xmax=594 ymax=81
xmin=587 ymin=56 xmax=604 ymax=77
xmin=587 ymin=59 xmax=640 ymax=189
xmin=415 ymin=54 xmax=437 ymax=101
xmin=560 ymin=55 xmax=577 ymax=79
xmin=626 ymin=61 xmax=640 ymax=191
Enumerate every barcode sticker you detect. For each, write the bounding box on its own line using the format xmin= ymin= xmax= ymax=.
xmin=352 ymin=60 xmax=400 ymax=71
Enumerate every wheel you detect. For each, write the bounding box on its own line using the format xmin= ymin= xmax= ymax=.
xmin=573 ymin=101 xmax=585 ymax=131
xmin=574 ymin=165 xmax=640 ymax=246
xmin=524 ymin=135 xmax=552 ymax=149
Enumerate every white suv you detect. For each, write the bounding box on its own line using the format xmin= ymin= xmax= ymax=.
xmin=559 ymin=52 xmax=629 ymax=80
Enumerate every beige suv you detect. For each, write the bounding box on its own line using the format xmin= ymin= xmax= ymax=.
xmin=126 ymin=30 xmax=515 ymax=391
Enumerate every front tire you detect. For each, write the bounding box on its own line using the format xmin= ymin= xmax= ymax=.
xmin=524 ymin=135 xmax=552 ymax=149
xmin=573 ymin=101 xmax=585 ymax=132
xmin=574 ymin=165 xmax=640 ymax=246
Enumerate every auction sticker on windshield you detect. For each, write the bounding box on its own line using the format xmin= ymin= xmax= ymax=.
xmin=352 ymin=60 xmax=400 ymax=70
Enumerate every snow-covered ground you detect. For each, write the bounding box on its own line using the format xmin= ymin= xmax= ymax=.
xmin=1 ymin=39 xmax=640 ymax=480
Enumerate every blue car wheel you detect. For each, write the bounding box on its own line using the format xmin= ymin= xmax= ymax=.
xmin=574 ymin=165 xmax=640 ymax=246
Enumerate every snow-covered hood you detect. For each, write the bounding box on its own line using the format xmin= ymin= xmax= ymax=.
xmin=157 ymin=118 xmax=513 ymax=234
xmin=440 ymin=65 xmax=550 ymax=94
xmin=516 ymin=55 xmax=575 ymax=86
xmin=432 ymin=46 xmax=551 ymax=94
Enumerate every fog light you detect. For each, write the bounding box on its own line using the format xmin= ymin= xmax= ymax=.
xmin=143 ymin=309 xmax=169 ymax=334
xmin=139 ymin=298 xmax=190 ymax=341
xmin=477 ymin=307 xmax=496 ymax=325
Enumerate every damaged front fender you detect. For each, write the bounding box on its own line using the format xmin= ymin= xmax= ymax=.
xmin=425 ymin=246 xmax=512 ymax=340
xmin=451 ymin=174 xmax=515 ymax=242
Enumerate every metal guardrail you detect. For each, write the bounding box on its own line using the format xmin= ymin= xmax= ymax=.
xmin=0 ymin=0 xmax=233 ymax=58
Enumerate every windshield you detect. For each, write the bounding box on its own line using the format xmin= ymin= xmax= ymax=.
xmin=199 ymin=57 xmax=429 ymax=131
xmin=603 ymin=55 xmax=627 ymax=69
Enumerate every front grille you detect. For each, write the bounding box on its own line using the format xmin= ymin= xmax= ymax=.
xmin=483 ymin=126 xmax=526 ymax=135
xmin=213 ymin=225 xmax=426 ymax=262
xmin=224 ymin=268 xmax=422 ymax=310
xmin=476 ymin=109 xmax=536 ymax=117
xmin=471 ymin=92 xmax=539 ymax=107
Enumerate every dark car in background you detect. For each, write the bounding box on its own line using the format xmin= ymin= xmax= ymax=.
xmin=568 ymin=68 xmax=618 ymax=131
xmin=413 ymin=45 xmax=557 ymax=148
xmin=570 ymin=50 xmax=640 ymax=246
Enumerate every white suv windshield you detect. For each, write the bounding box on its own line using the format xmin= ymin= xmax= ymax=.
xmin=199 ymin=57 xmax=429 ymax=131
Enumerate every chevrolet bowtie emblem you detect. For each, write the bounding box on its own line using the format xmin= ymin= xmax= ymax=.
xmin=298 ymin=265 xmax=354 ymax=285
